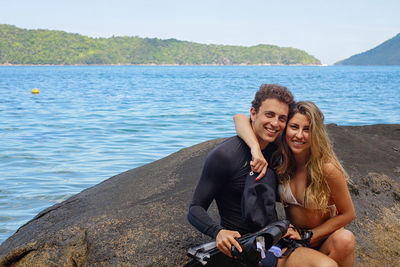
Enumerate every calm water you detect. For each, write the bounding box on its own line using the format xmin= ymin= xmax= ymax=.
xmin=1 ymin=65 xmax=399 ymax=243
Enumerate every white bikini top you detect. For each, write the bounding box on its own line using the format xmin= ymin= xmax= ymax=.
xmin=278 ymin=183 xmax=337 ymax=217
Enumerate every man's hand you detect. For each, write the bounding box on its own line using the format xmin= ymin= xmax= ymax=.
xmin=216 ymin=229 xmax=242 ymax=257
xmin=250 ymin=147 xmax=268 ymax=181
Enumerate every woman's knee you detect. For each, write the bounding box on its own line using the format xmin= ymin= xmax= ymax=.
xmin=331 ymin=229 xmax=356 ymax=254
xmin=313 ymin=256 xmax=338 ymax=267
xmin=281 ymin=247 xmax=338 ymax=267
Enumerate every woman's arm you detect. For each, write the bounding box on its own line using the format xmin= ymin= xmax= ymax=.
xmin=309 ymin=163 xmax=355 ymax=245
xmin=233 ymin=114 xmax=267 ymax=180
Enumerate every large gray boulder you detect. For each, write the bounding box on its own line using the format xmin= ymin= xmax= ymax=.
xmin=0 ymin=124 xmax=399 ymax=266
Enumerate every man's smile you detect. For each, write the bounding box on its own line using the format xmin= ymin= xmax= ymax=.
xmin=265 ymin=126 xmax=279 ymax=134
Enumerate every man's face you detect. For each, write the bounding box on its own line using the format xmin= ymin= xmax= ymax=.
xmin=250 ymin=98 xmax=289 ymax=149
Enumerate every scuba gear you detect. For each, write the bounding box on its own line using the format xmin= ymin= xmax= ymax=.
xmin=241 ymin=168 xmax=278 ymax=232
xmin=280 ymin=227 xmax=313 ymax=257
xmin=185 ymin=220 xmax=289 ymax=266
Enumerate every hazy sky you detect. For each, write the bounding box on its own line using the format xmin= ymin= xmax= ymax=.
xmin=1 ymin=0 xmax=399 ymax=64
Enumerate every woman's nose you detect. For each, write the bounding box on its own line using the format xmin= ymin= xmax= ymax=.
xmin=295 ymin=130 xmax=303 ymax=138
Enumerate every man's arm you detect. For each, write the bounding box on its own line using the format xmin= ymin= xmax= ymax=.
xmin=187 ymin=145 xmax=243 ymax=257
xmin=187 ymin=148 xmax=227 ymax=238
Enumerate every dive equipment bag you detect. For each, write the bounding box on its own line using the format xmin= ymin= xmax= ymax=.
xmin=185 ymin=219 xmax=289 ymax=267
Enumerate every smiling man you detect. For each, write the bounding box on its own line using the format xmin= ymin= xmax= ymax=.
xmin=187 ymin=84 xmax=294 ymax=265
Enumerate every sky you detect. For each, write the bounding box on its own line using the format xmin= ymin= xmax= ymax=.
xmin=1 ymin=0 xmax=399 ymax=65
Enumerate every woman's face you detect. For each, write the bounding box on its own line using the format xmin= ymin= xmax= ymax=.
xmin=285 ymin=113 xmax=311 ymax=155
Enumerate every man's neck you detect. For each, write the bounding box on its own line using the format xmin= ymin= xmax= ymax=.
xmin=258 ymin=137 xmax=270 ymax=151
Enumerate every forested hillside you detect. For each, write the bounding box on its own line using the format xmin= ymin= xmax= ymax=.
xmin=0 ymin=24 xmax=320 ymax=65
xmin=335 ymin=33 xmax=400 ymax=65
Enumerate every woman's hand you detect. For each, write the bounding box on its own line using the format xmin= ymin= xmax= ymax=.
xmin=250 ymin=147 xmax=268 ymax=181
xmin=283 ymin=225 xmax=301 ymax=240
xmin=216 ymin=229 xmax=242 ymax=257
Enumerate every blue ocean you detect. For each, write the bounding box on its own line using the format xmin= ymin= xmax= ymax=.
xmin=1 ymin=65 xmax=399 ymax=243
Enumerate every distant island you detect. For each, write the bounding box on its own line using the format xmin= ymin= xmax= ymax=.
xmin=335 ymin=33 xmax=400 ymax=65
xmin=0 ymin=24 xmax=320 ymax=65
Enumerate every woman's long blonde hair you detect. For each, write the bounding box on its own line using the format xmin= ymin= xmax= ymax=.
xmin=274 ymin=101 xmax=348 ymax=210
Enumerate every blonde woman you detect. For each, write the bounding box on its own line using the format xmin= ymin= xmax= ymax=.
xmin=234 ymin=101 xmax=356 ymax=267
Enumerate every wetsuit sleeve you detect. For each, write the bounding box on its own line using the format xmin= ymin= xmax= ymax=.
xmin=187 ymin=147 xmax=231 ymax=238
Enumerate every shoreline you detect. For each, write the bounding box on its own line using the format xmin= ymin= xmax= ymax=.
xmin=0 ymin=63 xmax=324 ymax=67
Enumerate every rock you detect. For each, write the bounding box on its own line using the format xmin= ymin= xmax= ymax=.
xmin=325 ymin=124 xmax=400 ymax=266
xmin=0 ymin=137 xmax=223 ymax=266
xmin=0 ymin=125 xmax=399 ymax=266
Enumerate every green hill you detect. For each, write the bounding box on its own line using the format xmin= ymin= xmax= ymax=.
xmin=0 ymin=24 xmax=320 ymax=65
xmin=335 ymin=33 xmax=400 ymax=65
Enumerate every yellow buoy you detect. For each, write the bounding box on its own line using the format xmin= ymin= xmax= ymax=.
xmin=32 ymin=88 xmax=39 ymax=94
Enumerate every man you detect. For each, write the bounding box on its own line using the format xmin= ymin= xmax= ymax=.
xmin=187 ymin=84 xmax=293 ymax=264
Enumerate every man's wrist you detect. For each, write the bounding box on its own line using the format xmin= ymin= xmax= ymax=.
xmin=212 ymin=226 xmax=224 ymax=239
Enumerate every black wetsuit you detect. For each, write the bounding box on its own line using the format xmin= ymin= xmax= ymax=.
xmin=187 ymin=136 xmax=277 ymax=238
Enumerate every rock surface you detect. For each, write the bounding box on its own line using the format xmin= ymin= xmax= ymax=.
xmin=0 ymin=124 xmax=399 ymax=266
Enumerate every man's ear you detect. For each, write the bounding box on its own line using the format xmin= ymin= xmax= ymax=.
xmin=250 ymin=107 xmax=257 ymax=122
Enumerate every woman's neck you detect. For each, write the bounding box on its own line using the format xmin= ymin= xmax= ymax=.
xmin=293 ymin=150 xmax=310 ymax=169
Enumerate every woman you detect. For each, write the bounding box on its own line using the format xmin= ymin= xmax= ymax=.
xmin=234 ymin=101 xmax=356 ymax=267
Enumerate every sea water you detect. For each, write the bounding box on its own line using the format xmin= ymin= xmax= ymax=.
xmin=1 ymin=65 xmax=399 ymax=243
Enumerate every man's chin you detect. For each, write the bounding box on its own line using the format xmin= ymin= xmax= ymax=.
xmin=262 ymin=133 xmax=282 ymax=143
xmin=259 ymin=136 xmax=278 ymax=146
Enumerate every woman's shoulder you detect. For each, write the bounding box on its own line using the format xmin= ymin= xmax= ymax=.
xmin=323 ymin=161 xmax=346 ymax=184
xmin=323 ymin=161 xmax=337 ymax=173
